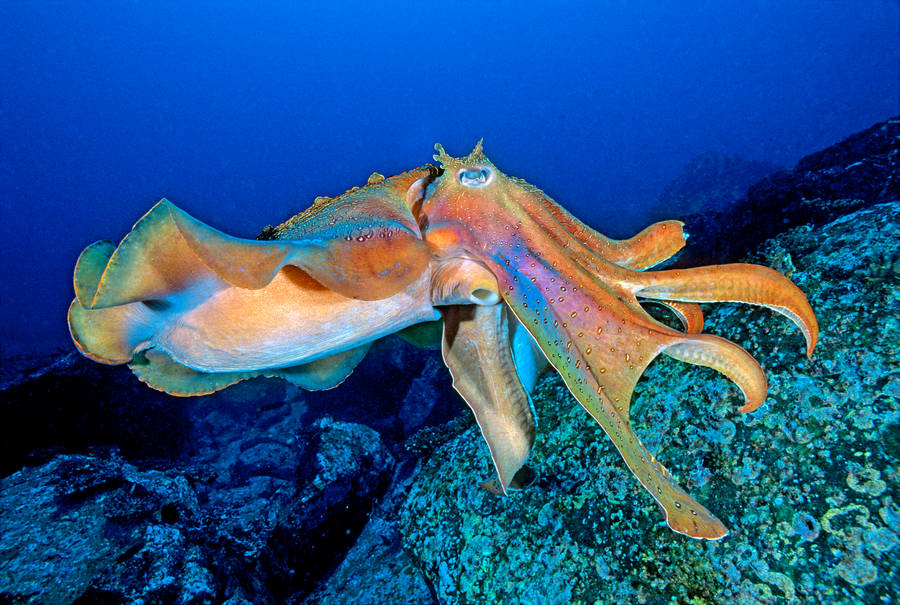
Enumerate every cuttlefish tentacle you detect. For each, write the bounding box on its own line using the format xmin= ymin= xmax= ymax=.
xmin=628 ymin=264 xmax=818 ymax=357
xmin=427 ymin=255 xmax=537 ymax=493
xmin=663 ymin=333 xmax=767 ymax=413
xmin=421 ymin=143 xmax=820 ymax=539
xmin=494 ymin=249 xmax=731 ymax=539
xmin=442 ymin=303 xmax=536 ymax=494
xmin=643 ymin=300 xmax=705 ymax=334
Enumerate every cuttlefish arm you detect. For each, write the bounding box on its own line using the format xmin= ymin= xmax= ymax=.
xmin=442 ymin=303 xmax=537 ymax=494
xmin=503 ymin=169 xmax=706 ymax=331
xmin=421 ymin=143 xmax=818 ymax=539
xmin=627 ymin=264 xmax=819 ymax=358
xmin=425 ymin=256 xmax=538 ymax=493
xmin=513 ymin=176 xmax=689 ymax=271
xmin=69 ymin=169 xmax=439 ymax=395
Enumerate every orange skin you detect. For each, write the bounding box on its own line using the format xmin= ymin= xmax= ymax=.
xmin=68 ymin=142 xmax=818 ymax=540
xmin=419 ymin=143 xmax=817 ymax=539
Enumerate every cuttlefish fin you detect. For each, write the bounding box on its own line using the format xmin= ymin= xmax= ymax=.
xmin=130 ymin=349 xmax=257 ymax=396
xmin=395 ymin=319 xmax=444 ymax=350
xmin=89 ymin=187 xmax=429 ymax=309
xmin=275 ymin=343 xmax=371 ymax=390
xmin=84 ymin=201 xmax=219 ymax=309
xmin=631 ymin=263 xmax=818 ymax=357
xmin=69 ymin=240 xmax=177 ymax=364
xmin=442 ymin=303 xmax=536 ymax=494
xmin=171 ymin=196 xmax=430 ymax=301
xmin=129 ymin=343 xmax=372 ymax=396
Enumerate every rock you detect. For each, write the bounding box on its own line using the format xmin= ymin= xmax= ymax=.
xmin=394 ymin=202 xmax=900 ymax=604
xmin=300 ymin=337 xmax=461 ymax=442
xmin=0 ymin=415 xmax=395 ymax=604
xmin=0 ymin=453 xmax=209 ymax=605
xmin=649 ymin=151 xmax=781 ymax=222
xmin=302 ymin=460 xmax=437 ymax=605
xmin=0 ymin=352 xmax=191 ymax=477
xmin=674 ymin=116 xmax=899 ymax=267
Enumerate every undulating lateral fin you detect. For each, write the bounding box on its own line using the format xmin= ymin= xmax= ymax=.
xmin=442 ymin=304 xmax=536 ymax=494
xmin=171 ymin=198 xmax=430 ymax=301
xmin=68 ymin=298 xmax=152 ymax=365
xmin=88 ymin=200 xmax=214 ymax=309
xmin=275 ymin=343 xmax=371 ymax=390
xmin=395 ymin=319 xmax=444 ymax=350
xmin=631 ymin=263 xmax=818 ymax=357
xmin=73 ymin=240 xmax=116 ymax=308
xmin=129 ymin=344 xmax=373 ymax=396
xmin=129 ymin=349 xmax=256 ymax=396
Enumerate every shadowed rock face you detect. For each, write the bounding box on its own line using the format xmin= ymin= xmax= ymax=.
xmin=0 ymin=336 xmax=456 ymax=604
xmin=0 ymin=418 xmax=396 ymax=605
xmin=671 ymin=117 xmax=899 ymax=268
xmin=650 ymin=151 xmax=782 ymax=222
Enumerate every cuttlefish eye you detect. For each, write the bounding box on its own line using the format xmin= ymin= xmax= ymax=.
xmin=457 ymin=166 xmax=493 ymax=187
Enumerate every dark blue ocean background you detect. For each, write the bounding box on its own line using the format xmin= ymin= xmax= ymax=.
xmin=0 ymin=1 xmax=896 ymax=359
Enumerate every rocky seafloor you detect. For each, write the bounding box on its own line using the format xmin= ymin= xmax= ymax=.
xmin=384 ymin=201 xmax=900 ymax=605
xmin=1 ymin=118 xmax=898 ymax=604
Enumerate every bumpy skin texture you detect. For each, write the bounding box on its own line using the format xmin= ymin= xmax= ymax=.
xmin=68 ymin=143 xmax=818 ymax=539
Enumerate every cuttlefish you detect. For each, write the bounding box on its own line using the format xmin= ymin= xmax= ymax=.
xmin=68 ymin=142 xmax=817 ymax=539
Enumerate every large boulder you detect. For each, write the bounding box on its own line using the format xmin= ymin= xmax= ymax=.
xmin=0 ymin=413 xmax=395 ymax=604
xmin=394 ymin=202 xmax=900 ymax=604
xmin=674 ymin=117 xmax=899 ymax=267
xmin=648 ymin=151 xmax=781 ymax=223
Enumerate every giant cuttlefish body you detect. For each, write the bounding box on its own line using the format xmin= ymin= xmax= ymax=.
xmin=68 ymin=143 xmax=817 ymax=539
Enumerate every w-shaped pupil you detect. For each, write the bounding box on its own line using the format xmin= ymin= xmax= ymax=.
xmin=458 ymin=166 xmax=491 ymax=187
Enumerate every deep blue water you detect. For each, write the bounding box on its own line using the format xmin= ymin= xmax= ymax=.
xmin=0 ymin=1 xmax=897 ymax=358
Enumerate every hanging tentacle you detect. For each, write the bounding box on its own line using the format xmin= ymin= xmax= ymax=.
xmin=442 ymin=303 xmax=536 ymax=493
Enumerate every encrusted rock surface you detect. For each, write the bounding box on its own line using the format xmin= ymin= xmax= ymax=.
xmin=395 ymin=203 xmax=899 ymax=604
xmin=0 ymin=411 xmax=395 ymax=604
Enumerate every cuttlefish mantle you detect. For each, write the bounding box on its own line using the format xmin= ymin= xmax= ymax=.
xmin=69 ymin=145 xmax=818 ymax=540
